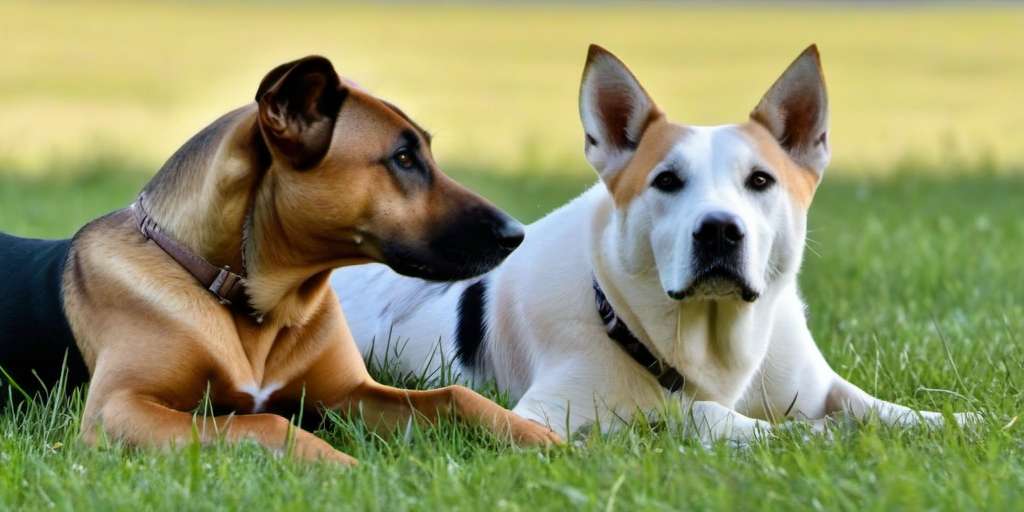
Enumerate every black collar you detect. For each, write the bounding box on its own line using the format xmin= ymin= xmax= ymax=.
xmin=593 ymin=278 xmax=685 ymax=393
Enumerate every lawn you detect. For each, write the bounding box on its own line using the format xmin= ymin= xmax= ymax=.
xmin=1 ymin=2 xmax=1023 ymax=510
xmin=1 ymin=162 xmax=1022 ymax=510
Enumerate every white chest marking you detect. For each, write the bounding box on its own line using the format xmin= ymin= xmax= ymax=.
xmin=239 ymin=382 xmax=284 ymax=413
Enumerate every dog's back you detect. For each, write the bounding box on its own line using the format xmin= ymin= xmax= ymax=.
xmin=0 ymin=232 xmax=89 ymax=402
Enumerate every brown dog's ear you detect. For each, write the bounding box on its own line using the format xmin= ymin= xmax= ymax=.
xmin=255 ymin=56 xmax=346 ymax=169
xmin=579 ymin=44 xmax=662 ymax=181
xmin=750 ymin=45 xmax=830 ymax=176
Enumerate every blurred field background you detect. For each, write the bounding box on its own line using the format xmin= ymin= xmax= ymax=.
xmin=0 ymin=2 xmax=1021 ymax=177
xmin=1 ymin=3 xmax=1023 ymax=511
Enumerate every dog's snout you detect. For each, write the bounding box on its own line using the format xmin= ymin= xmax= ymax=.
xmin=493 ymin=220 xmax=525 ymax=251
xmin=693 ymin=212 xmax=745 ymax=251
xmin=401 ymin=206 xmax=525 ymax=282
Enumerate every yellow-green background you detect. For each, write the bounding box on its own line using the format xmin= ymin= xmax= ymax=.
xmin=1 ymin=2 xmax=1021 ymax=176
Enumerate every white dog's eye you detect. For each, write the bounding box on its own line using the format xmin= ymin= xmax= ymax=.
xmin=746 ymin=169 xmax=776 ymax=192
xmin=651 ymin=171 xmax=685 ymax=193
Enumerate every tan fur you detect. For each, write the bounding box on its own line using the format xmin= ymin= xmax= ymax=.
xmin=739 ymin=122 xmax=819 ymax=209
xmin=62 ymin=68 xmax=559 ymax=464
xmin=609 ymin=117 xmax=688 ymax=206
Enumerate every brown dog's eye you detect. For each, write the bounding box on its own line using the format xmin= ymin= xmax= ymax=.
xmin=651 ymin=171 xmax=684 ymax=193
xmin=746 ymin=169 xmax=776 ymax=192
xmin=393 ymin=149 xmax=416 ymax=170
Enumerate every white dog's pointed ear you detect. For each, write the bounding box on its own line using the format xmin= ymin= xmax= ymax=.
xmin=579 ymin=44 xmax=662 ymax=180
xmin=750 ymin=45 xmax=830 ymax=176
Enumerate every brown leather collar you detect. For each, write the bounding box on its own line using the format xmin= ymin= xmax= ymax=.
xmin=130 ymin=194 xmax=257 ymax=318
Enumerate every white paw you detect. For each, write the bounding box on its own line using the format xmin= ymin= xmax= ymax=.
xmin=775 ymin=417 xmax=835 ymax=442
xmin=695 ymin=425 xmax=768 ymax=449
xmin=914 ymin=410 xmax=983 ymax=429
xmin=917 ymin=410 xmax=947 ymax=427
xmin=953 ymin=411 xmax=984 ymax=428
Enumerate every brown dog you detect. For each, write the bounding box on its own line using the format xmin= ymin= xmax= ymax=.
xmin=1 ymin=55 xmax=559 ymax=464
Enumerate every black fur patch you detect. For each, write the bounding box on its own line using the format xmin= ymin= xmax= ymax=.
xmin=0 ymin=232 xmax=89 ymax=404
xmin=455 ymin=279 xmax=488 ymax=368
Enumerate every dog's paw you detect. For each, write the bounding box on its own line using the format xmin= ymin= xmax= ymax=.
xmin=697 ymin=435 xmax=754 ymax=450
xmin=953 ymin=411 xmax=984 ymax=428
xmin=696 ymin=425 xmax=771 ymax=449
xmin=911 ymin=410 xmax=984 ymax=430
xmin=290 ymin=433 xmax=359 ymax=466
xmin=509 ymin=417 xmax=563 ymax=447
xmin=318 ymin=449 xmax=360 ymax=466
xmin=774 ymin=417 xmax=835 ymax=443
xmin=804 ymin=417 xmax=836 ymax=438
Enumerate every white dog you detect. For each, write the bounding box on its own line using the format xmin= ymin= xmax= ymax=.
xmin=332 ymin=45 xmax=976 ymax=442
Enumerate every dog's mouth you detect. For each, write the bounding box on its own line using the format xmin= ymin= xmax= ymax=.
xmin=668 ymin=264 xmax=760 ymax=303
xmin=378 ymin=240 xmax=512 ymax=282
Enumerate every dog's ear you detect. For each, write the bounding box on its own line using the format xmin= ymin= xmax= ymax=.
xmin=256 ymin=55 xmax=346 ymax=169
xmin=750 ymin=45 xmax=830 ymax=176
xmin=579 ymin=44 xmax=662 ymax=181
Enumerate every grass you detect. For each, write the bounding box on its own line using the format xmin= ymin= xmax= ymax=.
xmin=0 ymin=2 xmax=1022 ymax=174
xmin=0 ymin=161 xmax=1022 ymax=510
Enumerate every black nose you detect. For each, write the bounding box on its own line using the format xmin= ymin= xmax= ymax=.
xmin=693 ymin=212 xmax=745 ymax=252
xmin=494 ymin=220 xmax=525 ymax=251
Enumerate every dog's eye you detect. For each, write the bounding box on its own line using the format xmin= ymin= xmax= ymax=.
xmin=392 ymin=149 xmax=416 ymax=170
xmin=746 ymin=169 xmax=776 ymax=192
xmin=651 ymin=171 xmax=684 ymax=193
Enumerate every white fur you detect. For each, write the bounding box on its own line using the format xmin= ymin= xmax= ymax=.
xmin=331 ymin=48 xmax=977 ymax=442
xmin=331 ymin=169 xmax=975 ymax=441
xmin=240 ymin=382 xmax=283 ymax=413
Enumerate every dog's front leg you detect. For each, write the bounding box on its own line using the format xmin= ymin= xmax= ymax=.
xmin=81 ymin=391 xmax=356 ymax=464
xmin=823 ymin=376 xmax=980 ymax=428
xmin=743 ymin=292 xmax=978 ymax=428
xmin=510 ymin=378 xmax=779 ymax=444
xmin=299 ymin=336 xmax=561 ymax=446
xmin=512 ymin=385 xmax=612 ymax=439
xmin=333 ymin=381 xmax=562 ymax=446
xmin=685 ymin=400 xmax=777 ymax=445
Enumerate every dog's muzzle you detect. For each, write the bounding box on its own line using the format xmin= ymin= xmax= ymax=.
xmin=382 ymin=207 xmax=524 ymax=282
xmin=667 ymin=211 xmax=758 ymax=302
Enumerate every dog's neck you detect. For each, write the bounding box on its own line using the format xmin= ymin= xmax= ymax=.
xmin=241 ymin=171 xmax=367 ymax=323
xmin=143 ymin=106 xmax=267 ymax=273
xmin=140 ymin=105 xmax=359 ymax=325
xmin=589 ymin=195 xmax=789 ymax=405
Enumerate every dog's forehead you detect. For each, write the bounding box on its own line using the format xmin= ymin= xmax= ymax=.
xmin=671 ymin=125 xmax=757 ymax=171
xmin=341 ymin=87 xmax=432 ymax=143
xmin=611 ymin=121 xmax=754 ymax=205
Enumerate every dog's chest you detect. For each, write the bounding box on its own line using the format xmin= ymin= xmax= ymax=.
xmin=203 ymin=380 xmax=288 ymax=415
xmin=237 ymin=382 xmax=284 ymax=413
xmin=663 ymin=303 xmax=769 ymax=404
xmin=202 ymin=321 xmax=319 ymax=414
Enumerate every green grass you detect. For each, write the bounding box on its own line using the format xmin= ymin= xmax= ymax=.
xmin=1 ymin=161 xmax=1022 ymax=510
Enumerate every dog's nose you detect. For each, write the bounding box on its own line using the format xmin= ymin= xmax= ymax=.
xmin=493 ymin=220 xmax=525 ymax=251
xmin=693 ymin=212 xmax=745 ymax=250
